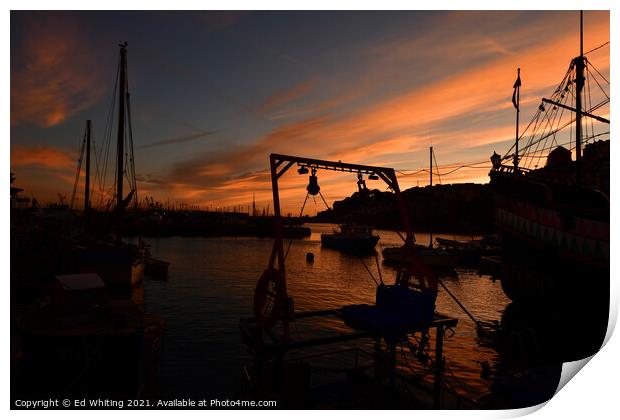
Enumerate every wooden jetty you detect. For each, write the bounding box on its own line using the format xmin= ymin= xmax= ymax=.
xmin=240 ymin=309 xmax=458 ymax=408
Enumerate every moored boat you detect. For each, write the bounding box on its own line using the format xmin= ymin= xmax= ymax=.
xmin=67 ymin=43 xmax=147 ymax=290
xmin=283 ymin=224 xmax=312 ymax=238
xmin=71 ymin=240 xmax=147 ymax=289
xmin=321 ymin=223 xmax=379 ymax=253
xmin=382 ymin=244 xmax=459 ymax=268
xmin=145 ymin=257 xmax=170 ymax=280
xmin=436 ymin=235 xmax=502 ymax=264
xmin=12 ymin=273 xmax=163 ymax=400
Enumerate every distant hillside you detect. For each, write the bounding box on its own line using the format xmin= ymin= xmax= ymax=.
xmin=314 ymin=183 xmax=493 ymax=234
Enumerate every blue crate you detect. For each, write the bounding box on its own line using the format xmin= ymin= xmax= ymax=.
xmin=340 ymin=285 xmax=436 ymax=339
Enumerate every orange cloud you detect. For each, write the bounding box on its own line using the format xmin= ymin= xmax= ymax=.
xmin=11 ymin=12 xmax=105 ymax=127
xmin=10 ymin=144 xmax=84 ymax=205
xmin=266 ymin=77 xmax=381 ymax=122
xmin=11 ymin=144 xmax=76 ymax=171
xmin=127 ymin=12 xmax=608 ymax=214
xmin=258 ymin=77 xmax=318 ymax=113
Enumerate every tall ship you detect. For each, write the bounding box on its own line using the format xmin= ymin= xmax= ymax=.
xmin=489 ymin=12 xmax=609 ymax=301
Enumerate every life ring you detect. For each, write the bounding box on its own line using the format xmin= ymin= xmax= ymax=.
xmin=253 ymin=267 xmax=285 ymax=330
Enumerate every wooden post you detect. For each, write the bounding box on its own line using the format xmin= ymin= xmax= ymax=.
xmin=433 ymin=325 xmax=444 ymax=409
xmin=389 ymin=341 xmax=397 ymax=391
xmin=85 ymin=120 xmax=91 ymax=217
xmin=373 ymin=337 xmax=382 ymax=380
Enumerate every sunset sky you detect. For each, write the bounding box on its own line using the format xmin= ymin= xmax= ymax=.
xmin=10 ymin=10 xmax=610 ymax=214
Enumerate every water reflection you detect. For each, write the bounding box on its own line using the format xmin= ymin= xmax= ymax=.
xmin=133 ymin=222 xmax=607 ymax=408
xmin=137 ymin=224 xmax=514 ymax=403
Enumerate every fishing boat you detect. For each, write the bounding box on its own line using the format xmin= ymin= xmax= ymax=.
xmin=488 ymin=12 xmax=609 ymax=300
xmin=282 ymin=224 xmax=312 ymax=238
xmin=321 ymin=223 xmax=379 ymax=253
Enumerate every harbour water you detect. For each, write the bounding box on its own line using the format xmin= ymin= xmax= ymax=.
xmin=132 ymin=223 xmax=512 ymax=402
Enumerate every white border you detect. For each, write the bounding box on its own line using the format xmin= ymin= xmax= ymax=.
xmin=4 ymin=2 xmax=617 ymax=420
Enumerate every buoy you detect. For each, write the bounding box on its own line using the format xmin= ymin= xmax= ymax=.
xmin=306 ymin=252 xmax=314 ymax=263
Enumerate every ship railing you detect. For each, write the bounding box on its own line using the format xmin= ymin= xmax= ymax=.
xmin=491 ymin=164 xmax=531 ymax=174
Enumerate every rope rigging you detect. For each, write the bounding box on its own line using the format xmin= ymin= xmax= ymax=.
xmin=87 ymin=46 xmax=139 ymax=211
xmin=93 ymin=60 xmax=119 ymax=209
xmin=583 ymin=40 xmax=609 ymax=56
xmin=283 ymin=192 xmax=309 ymax=261
xmin=70 ymin=128 xmax=87 ymax=210
xmin=500 ymin=52 xmax=609 ymax=171
xmin=432 ymin=148 xmax=442 ymax=185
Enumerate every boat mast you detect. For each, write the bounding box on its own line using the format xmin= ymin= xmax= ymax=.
xmin=117 ymin=42 xmax=128 ymax=211
xmin=574 ymin=11 xmax=585 ymax=184
xmin=85 ymin=119 xmax=91 ymax=217
xmin=429 ymin=146 xmax=433 ymax=249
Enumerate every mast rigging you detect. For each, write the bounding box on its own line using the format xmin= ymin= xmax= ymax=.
xmin=116 ymin=42 xmax=128 ymax=211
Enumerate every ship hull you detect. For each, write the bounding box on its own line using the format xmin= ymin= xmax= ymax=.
xmin=489 ymin=171 xmax=609 ymax=301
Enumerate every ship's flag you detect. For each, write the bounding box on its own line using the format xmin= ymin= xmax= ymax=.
xmin=512 ymin=68 xmax=521 ymax=109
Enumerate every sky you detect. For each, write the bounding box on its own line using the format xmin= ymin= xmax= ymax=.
xmin=10 ymin=10 xmax=610 ymax=214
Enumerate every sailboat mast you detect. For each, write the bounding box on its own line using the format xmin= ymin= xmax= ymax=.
xmin=429 ymin=146 xmax=433 ymax=248
xmin=574 ymin=11 xmax=585 ymax=179
xmin=430 ymin=146 xmax=433 ymax=188
xmin=85 ymin=119 xmax=91 ymax=216
xmin=580 ymin=10 xmax=584 ymax=55
xmin=117 ymin=43 xmax=127 ymax=210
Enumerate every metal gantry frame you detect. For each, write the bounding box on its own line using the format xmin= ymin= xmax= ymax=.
xmin=243 ymin=153 xmax=452 ymax=408
xmin=257 ymin=153 xmax=438 ymax=335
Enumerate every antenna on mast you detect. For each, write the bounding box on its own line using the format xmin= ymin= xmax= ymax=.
xmin=574 ymin=11 xmax=585 ymax=184
xmin=580 ymin=10 xmax=583 ymax=56
xmin=513 ymin=68 xmax=521 ymax=172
